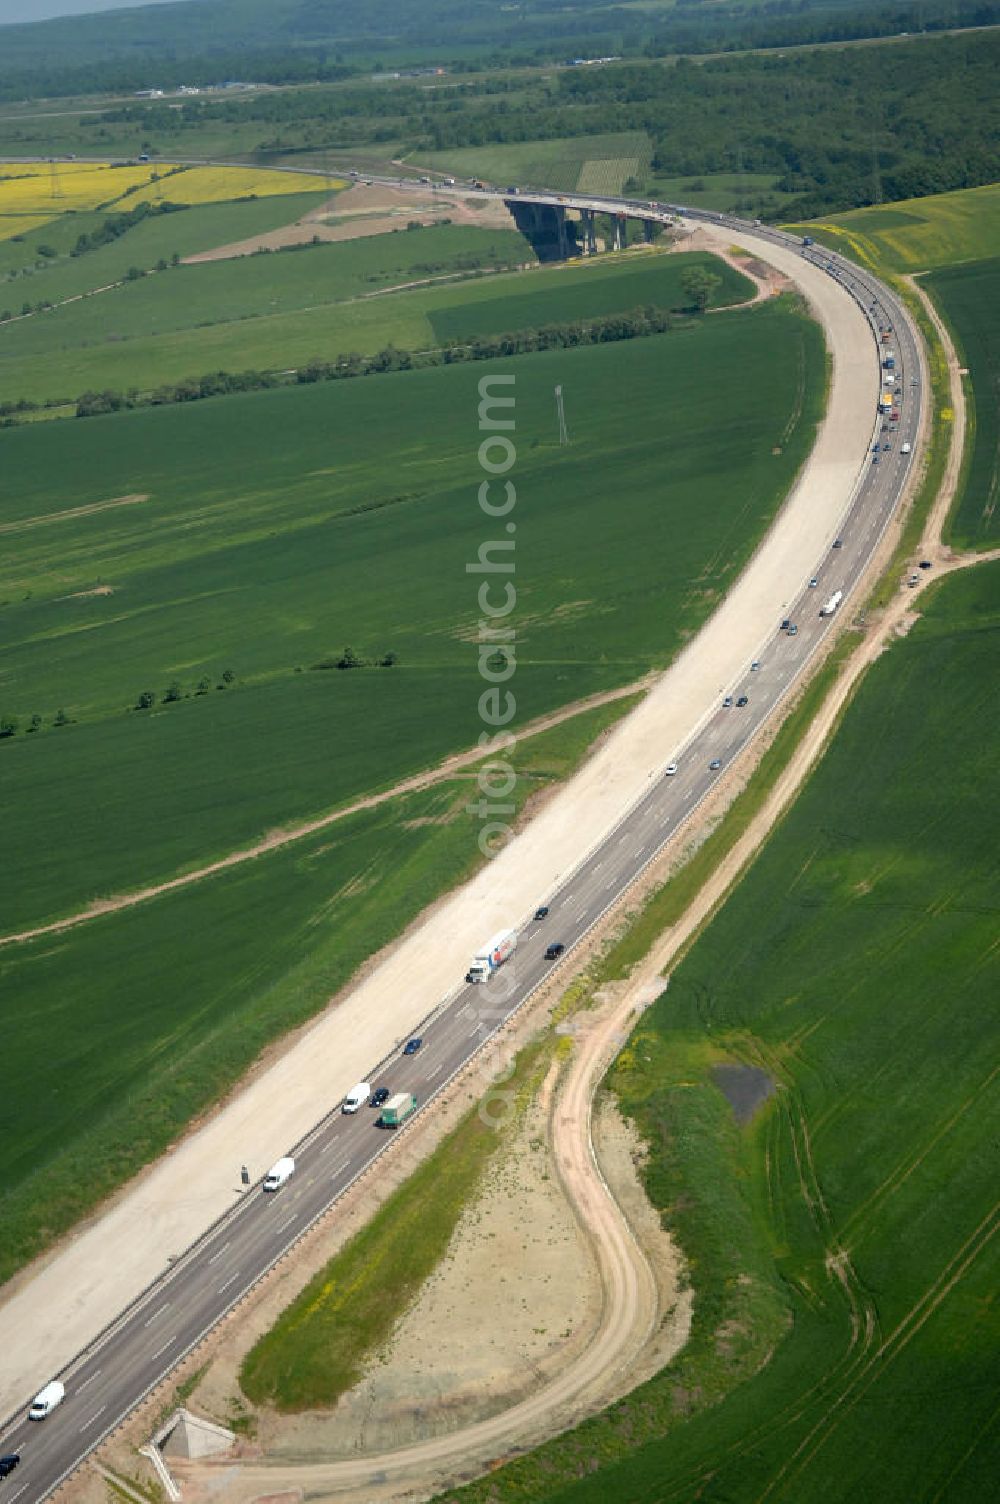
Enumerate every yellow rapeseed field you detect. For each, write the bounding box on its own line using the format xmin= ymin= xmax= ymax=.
xmin=0 ymin=161 xmax=338 ymax=241
xmin=114 ymin=164 xmax=340 ymax=207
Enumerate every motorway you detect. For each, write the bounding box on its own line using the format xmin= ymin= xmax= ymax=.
xmin=0 ymin=200 xmax=922 ymax=1503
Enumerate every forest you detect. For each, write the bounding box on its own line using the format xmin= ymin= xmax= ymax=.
xmin=0 ymin=0 xmax=997 ymax=98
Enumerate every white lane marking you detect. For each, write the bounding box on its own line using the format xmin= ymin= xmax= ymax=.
xmin=7 ymin=1485 xmax=26 ymax=1504
xmin=218 ymin=1270 xmax=241 ymax=1293
xmin=277 ymin=1213 xmax=297 ymax=1233
xmin=593 ymin=860 xmax=604 ymax=872
xmin=467 ymin=1023 xmax=481 ymax=1037
xmin=76 ymin=1369 xmax=101 ymax=1392
xmin=331 ymin=1160 xmax=349 ymax=1177
xmin=143 ymin=1302 xmax=170 ymax=1326
xmin=79 ymin=1404 xmax=107 ymax=1432
xmin=427 ymin=1062 xmax=445 ymax=1078
xmin=149 ymin=1335 xmax=177 ymax=1362
xmin=207 ymin=1241 xmax=230 ymax=1265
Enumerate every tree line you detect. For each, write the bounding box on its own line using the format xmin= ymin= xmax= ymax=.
xmin=63 ymin=286 xmax=717 ymax=425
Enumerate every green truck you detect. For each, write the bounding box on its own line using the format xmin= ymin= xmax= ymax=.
xmin=380 ymin=1092 xmax=417 ymax=1128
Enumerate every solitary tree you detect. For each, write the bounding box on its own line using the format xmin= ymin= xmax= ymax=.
xmin=0 ymin=714 xmax=18 ymax=738
xmin=680 ymin=266 xmax=722 ymax=313
xmin=221 ymin=668 xmax=236 ymax=685
xmin=163 ymin=680 xmax=183 ymax=703
xmin=137 ymin=690 xmax=155 ymax=709
xmin=53 ymin=707 xmax=71 ymax=727
xmin=28 ymin=713 xmax=43 ymax=733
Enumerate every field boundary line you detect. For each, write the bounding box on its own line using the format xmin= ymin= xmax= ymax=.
xmin=0 ymin=677 xmax=653 ymax=949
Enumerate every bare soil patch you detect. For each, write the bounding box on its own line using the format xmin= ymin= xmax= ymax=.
xmin=183 ymin=185 xmax=514 ymax=263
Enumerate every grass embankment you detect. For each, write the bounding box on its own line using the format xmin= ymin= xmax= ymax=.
xmin=794 ymin=182 xmax=1000 ymax=272
xmin=443 ymin=558 xmax=1000 ymax=1504
xmin=925 ymin=255 xmax=1000 ymax=548
xmin=0 ymin=297 xmax=818 ymax=931
xmin=241 ymin=1036 xmax=553 ymax=1410
xmin=0 ymin=244 xmax=750 ymax=405
xmin=787 ymin=183 xmax=992 ymax=596
xmin=0 ymin=695 xmax=634 ymax=1287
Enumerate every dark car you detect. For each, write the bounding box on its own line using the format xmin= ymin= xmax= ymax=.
xmin=780 ymin=618 xmax=791 ymax=631
xmin=534 ymin=905 xmax=550 ymax=921
xmin=403 ymin=1038 xmax=422 ymax=1056
xmin=919 ymin=559 xmax=933 ymax=569
xmin=723 ymin=695 xmax=734 ymax=708
xmin=544 ymin=942 xmax=565 ymax=960
xmin=709 ymin=758 xmax=722 ymax=771
xmin=736 ymin=695 xmax=749 ymax=707
xmin=832 ymin=539 xmax=843 ymax=549
xmin=0 ymin=1457 xmax=20 ymax=1480
xmin=369 ymin=1087 xmax=390 ymax=1108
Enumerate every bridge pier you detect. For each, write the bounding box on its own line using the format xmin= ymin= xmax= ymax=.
xmin=579 ymin=208 xmax=598 ymax=256
xmin=505 ymin=198 xmax=579 ymax=261
xmin=610 ymin=213 xmax=627 ymax=251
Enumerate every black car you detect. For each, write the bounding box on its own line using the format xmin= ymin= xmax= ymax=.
xmin=736 ymin=695 xmax=749 ymax=707
xmin=919 ymin=559 xmax=933 ymax=570
xmin=403 ymin=1037 xmax=422 ymax=1056
xmin=780 ymin=618 xmax=791 ymax=631
xmin=0 ymin=1457 xmax=20 ymax=1480
xmin=534 ymin=905 xmax=550 ymax=921
xmin=369 ymin=1087 xmax=390 ymax=1108
xmin=545 ymin=942 xmax=565 ymax=960
xmin=832 ymin=539 xmax=844 ymax=549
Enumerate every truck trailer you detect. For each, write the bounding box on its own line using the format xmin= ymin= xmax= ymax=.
xmin=879 ymin=392 xmax=893 ymax=412
xmin=883 ymin=351 xmax=896 ymax=370
xmin=820 ymin=590 xmax=843 ymax=617
xmin=380 ymin=1092 xmax=417 ymax=1128
xmin=466 ymin=927 xmax=517 ymax=983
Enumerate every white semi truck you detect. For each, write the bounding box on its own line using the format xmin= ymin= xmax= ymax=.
xmin=820 ymin=589 xmax=843 ymax=617
xmin=466 ymin=927 xmax=517 ymax=983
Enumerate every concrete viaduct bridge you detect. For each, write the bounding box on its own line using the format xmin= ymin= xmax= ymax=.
xmin=499 ymin=188 xmax=669 ymax=260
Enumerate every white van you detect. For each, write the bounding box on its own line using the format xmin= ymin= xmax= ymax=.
xmin=29 ymin=1380 xmax=65 ymax=1420
xmin=342 ymin=1082 xmax=371 ymax=1114
xmin=262 ymin=1156 xmax=295 ymax=1192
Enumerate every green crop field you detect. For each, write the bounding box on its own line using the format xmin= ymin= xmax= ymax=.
xmin=418 ymin=133 xmax=654 ymax=195
xmin=926 ymin=256 xmax=1000 ymax=548
xmin=0 ymin=696 xmax=632 ymax=1285
xmin=793 ymin=182 xmax=1000 ymax=273
xmin=0 ymin=244 xmax=747 ymax=405
xmin=0 ymin=224 xmax=532 ymax=352
xmin=446 ymin=558 xmax=1000 ymax=1504
xmin=649 ymin=171 xmax=797 ymax=215
xmin=426 ymin=250 xmax=750 ymax=341
xmin=0 ymin=295 xmax=820 ymax=931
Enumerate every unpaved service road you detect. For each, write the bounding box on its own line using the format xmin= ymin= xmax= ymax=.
xmin=0 ymin=203 xmax=922 ymax=1504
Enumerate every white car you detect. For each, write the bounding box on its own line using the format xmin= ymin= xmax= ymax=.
xmin=664 ymin=763 xmax=678 ymax=776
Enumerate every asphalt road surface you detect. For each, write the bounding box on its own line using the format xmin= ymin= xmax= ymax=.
xmin=0 ymin=202 xmax=922 ymax=1504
